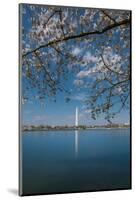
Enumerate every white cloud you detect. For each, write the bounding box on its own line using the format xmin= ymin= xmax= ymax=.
xmin=73 ymin=79 xmax=84 ymax=86
xmin=84 ymin=109 xmax=92 ymax=114
xmin=76 ymin=63 xmax=103 ymax=78
xmin=76 ymin=70 xmax=91 ymax=78
xmin=83 ymin=52 xmax=99 ymax=63
xmin=71 ymin=93 xmax=86 ymax=101
xmin=32 ymin=115 xmax=48 ymax=122
xmin=72 ymin=47 xmax=81 ymax=56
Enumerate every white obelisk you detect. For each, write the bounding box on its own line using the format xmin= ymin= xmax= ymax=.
xmin=75 ymin=107 xmax=79 ymax=127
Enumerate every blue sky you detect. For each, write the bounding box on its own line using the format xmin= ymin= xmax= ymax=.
xmin=22 ymin=95 xmax=129 ymax=126
xmin=21 ymin=4 xmax=130 ymax=126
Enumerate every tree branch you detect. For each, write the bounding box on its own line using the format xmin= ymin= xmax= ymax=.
xmin=34 ymin=51 xmax=56 ymax=88
xmin=101 ymin=54 xmax=126 ymax=76
xmin=43 ymin=10 xmax=59 ymax=29
xmin=101 ymin=10 xmax=116 ymax=23
xmin=23 ymin=18 xmax=130 ymax=58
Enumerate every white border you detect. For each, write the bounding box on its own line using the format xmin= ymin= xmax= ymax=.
xmin=0 ymin=0 xmax=134 ymax=199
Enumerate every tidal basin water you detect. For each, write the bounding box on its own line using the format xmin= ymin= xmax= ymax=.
xmin=22 ymin=128 xmax=131 ymax=195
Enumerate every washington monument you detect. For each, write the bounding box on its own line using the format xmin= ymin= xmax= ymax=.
xmin=75 ymin=107 xmax=79 ymax=126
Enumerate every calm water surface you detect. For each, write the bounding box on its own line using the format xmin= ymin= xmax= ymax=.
xmin=22 ymin=129 xmax=131 ymax=195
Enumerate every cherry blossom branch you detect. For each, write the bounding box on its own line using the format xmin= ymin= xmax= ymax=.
xmin=100 ymin=54 xmax=126 ymax=76
xmin=101 ymin=10 xmax=116 ymax=23
xmin=23 ymin=18 xmax=130 ymax=58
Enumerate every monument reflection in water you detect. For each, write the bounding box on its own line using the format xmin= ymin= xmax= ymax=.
xmin=75 ymin=107 xmax=79 ymax=157
xmin=75 ymin=130 xmax=79 ymax=157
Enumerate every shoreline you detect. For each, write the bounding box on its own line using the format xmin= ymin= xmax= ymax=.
xmin=22 ymin=127 xmax=130 ymax=132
